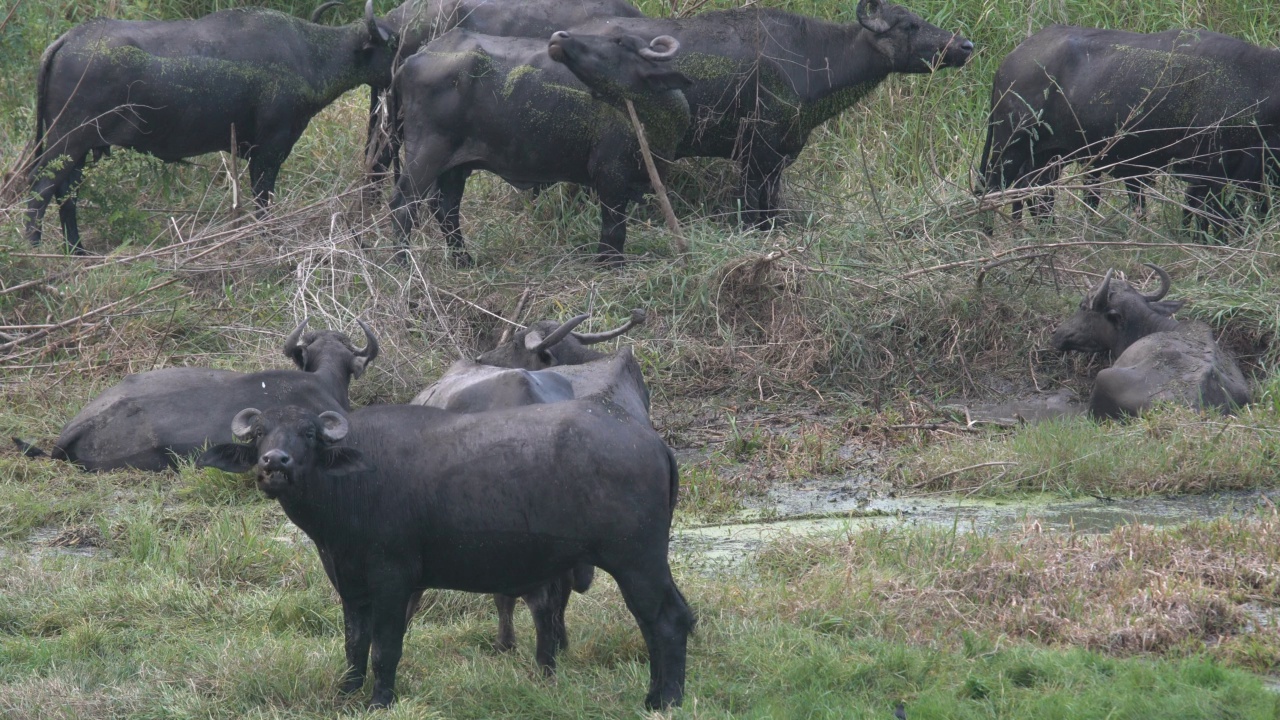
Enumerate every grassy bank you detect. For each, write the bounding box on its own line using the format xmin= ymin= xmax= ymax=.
xmin=3 ymin=458 xmax=1280 ymax=718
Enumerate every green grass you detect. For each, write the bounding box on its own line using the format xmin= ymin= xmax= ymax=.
xmin=4 ymin=0 xmax=1280 ymax=716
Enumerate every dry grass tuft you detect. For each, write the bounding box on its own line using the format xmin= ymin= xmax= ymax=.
xmin=710 ymin=248 xmax=832 ymax=389
xmin=761 ymin=513 xmax=1280 ymax=669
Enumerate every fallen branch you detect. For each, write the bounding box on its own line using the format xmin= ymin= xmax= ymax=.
xmin=0 ymin=276 xmax=182 ymax=354
xmin=625 ymin=98 xmax=687 ymax=256
xmin=914 ymin=461 xmax=1019 ymax=489
xmin=496 ymin=287 xmax=531 ymax=345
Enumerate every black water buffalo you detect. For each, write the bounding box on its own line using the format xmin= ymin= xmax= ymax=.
xmin=1051 ymin=264 xmax=1250 ymax=419
xmin=197 ymin=395 xmax=690 ymax=709
xmin=25 ymin=0 xmax=398 ymax=254
xmin=411 ymin=309 xmax=647 ymax=672
xmin=390 ymin=30 xmax=692 ymax=266
xmin=362 ymin=0 xmax=644 ymax=180
xmin=571 ymin=0 xmax=974 ymax=228
xmin=18 ymin=319 xmax=378 ymax=471
xmin=979 ymin=25 xmax=1280 ymax=227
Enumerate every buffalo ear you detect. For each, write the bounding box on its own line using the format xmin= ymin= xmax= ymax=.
xmin=323 ymin=446 xmax=368 ymax=475
xmin=1149 ymin=300 xmax=1186 ymax=317
xmin=643 ymin=68 xmax=694 ymax=92
xmin=197 ymin=443 xmax=257 ymax=474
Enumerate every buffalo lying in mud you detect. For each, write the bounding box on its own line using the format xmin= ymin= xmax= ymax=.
xmin=411 ymin=309 xmax=647 ymax=674
xmin=1051 ymin=264 xmax=1250 ymax=419
xmin=390 ymin=30 xmax=692 ymax=266
xmin=570 ymin=0 xmax=974 ymax=228
xmin=197 ymin=395 xmax=689 ymax=709
xmin=14 ymin=319 xmax=378 ymax=471
xmin=25 ymin=1 xmax=398 ymax=254
xmin=363 ymin=0 xmax=644 ymax=181
xmin=980 ymin=25 xmax=1280 ymax=229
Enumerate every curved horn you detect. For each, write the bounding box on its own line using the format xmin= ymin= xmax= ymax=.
xmin=283 ymin=318 xmax=309 ymax=368
xmin=309 ymin=0 xmax=342 ymax=24
xmin=354 ymin=318 xmax=380 ymax=361
xmin=572 ymin=308 xmax=647 ymax=345
xmin=1140 ymin=263 xmax=1171 ymax=302
xmin=318 ymin=411 xmax=350 ymax=443
xmin=639 ymin=35 xmax=680 ymax=61
xmin=856 ymin=0 xmax=891 ymax=34
xmin=231 ymin=408 xmax=262 ymax=442
xmin=1088 ymin=269 xmax=1114 ymax=311
xmin=365 ymin=0 xmax=390 ymax=44
xmin=532 ymin=313 xmax=591 ymax=352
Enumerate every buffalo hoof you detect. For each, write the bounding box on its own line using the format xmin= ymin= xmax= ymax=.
xmin=493 ymin=636 xmax=516 ymax=653
xmin=593 ymin=252 xmax=626 ymax=269
xmin=449 ymin=249 xmax=475 ymax=268
xmin=338 ymin=675 xmax=365 ymax=695
xmin=644 ymin=689 xmax=682 ymax=710
xmin=368 ymin=690 xmax=394 ymax=709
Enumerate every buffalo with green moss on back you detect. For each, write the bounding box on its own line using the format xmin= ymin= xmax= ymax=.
xmin=570 ymin=0 xmax=973 ymax=229
xmin=980 ymin=25 xmax=1280 ymax=231
xmin=390 ymin=29 xmax=691 ymax=266
xmin=24 ymin=0 xmax=398 ymax=255
xmin=362 ymin=0 xmax=643 ymax=183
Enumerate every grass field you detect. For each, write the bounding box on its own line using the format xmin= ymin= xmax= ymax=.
xmin=2 ymin=0 xmax=1280 ymax=716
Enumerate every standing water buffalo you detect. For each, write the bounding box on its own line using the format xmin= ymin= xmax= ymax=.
xmin=363 ymin=0 xmax=644 ymax=181
xmin=15 ymin=319 xmax=378 ymax=471
xmin=25 ymin=0 xmax=398 ymax=254
xmin=391 ymin=30 xmax=692 ymax=265
xmin=197 ymin=396 xmax=690 ymax=709
xmin=411 ymin=309 xmax=647 ymax=673
xmin=979 ymin=25 xmax=1280 ymax=228
xmin=570 ymin=0 xmax=974 ymax=228
xmin=1051 ymin=264 xmax=1250 ymax=419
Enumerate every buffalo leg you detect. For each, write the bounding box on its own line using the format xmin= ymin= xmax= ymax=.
xmin=596 ymin=196 xmax=629 ymax=266
xmin=368 ymin=588 xmax=412 ymax=708
xmin=25 ymin=150 xmax=89 ymax=254
xmin=494 ymin=593 xmax=518 ymax=653
xmin=340 ymin=598 xmax=373 ymax=695
xmin=739 ymin=159 xmax=784 ymax=230
xmin=248 ymin=153 xmax=285 ymax=214
xmin=611 ymin=565 xmax=694 ymax=710
xmin=433 ymin=168 xmax=472 ymax=267
xmin=525 ymin=573 xmax=572 ymax=675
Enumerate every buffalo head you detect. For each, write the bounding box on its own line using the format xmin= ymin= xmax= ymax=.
xmin=856 ymin=0 xmax=973 ymax=72
xmin=283 ymin=318 xmax=380 ymax=378
xmin=1051 ymin=264 xmax=1186 ymax=358
xmin=198 ymin=407 xmax=364 ymax=498
xmin=547 ymin=31 xmax=692 ymax=103
xmin=479 ymin=308 xmax=647 ymax=369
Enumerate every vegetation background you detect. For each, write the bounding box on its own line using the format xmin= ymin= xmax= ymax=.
xmin=2 ymin=0 xmax=1280 ymax=717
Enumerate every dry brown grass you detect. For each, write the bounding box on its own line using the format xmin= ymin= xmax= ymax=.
xmin=757 ymin=512 xmax=1280 ymax=670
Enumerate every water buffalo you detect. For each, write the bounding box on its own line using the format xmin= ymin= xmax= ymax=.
xmin=570 ymin=0 xmax=974 ymax=228
xmin=197 ymin=397 xmax=690 ymax=709
xmin=390 ymin=30 xmax=691 ymax=266
xmin=25 ymin=0 xmax=398 ymax=254
xmin=16 ymin=319 xmax=378 ymax=471
xmin=1051 ymin=264 xmax=1250 ymax=419
xmin=979 ymin=25 xmax=1280 ymax=228
xmin=363 ymin=0 xmax=644 ymax=181
xmin=411 ymin=309 xmax=647 ymax=673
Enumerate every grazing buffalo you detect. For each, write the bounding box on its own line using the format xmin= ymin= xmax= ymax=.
xmin=17 ymin=319 xmax=378 ymax=471
xmin=363 ymin=0 xmax=644 ymax=180
xmin=198 ymin=397 xmax=690 ymax=709
xmin=25 ymin=1 xmax=398 ymax=254
xmin=391 ymin=30 xmax=692 ymax=266
xmin=1051 ymin=264 xmax=1250 ymax=419
xmin=411 ymin=309 xmax=648 ymax=672
xmin=570 ymin=0 xmax=974 ymax=228
xmin=980 ymin=25 xmax=1280 ymax=228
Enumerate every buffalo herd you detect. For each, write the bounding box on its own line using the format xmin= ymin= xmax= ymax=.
xmin=14 ymin=0 xmax=1270 ymax=711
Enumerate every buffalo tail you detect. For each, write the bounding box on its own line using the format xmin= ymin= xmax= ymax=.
xmin=12 ymin=437 xmax=47 ymax=458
